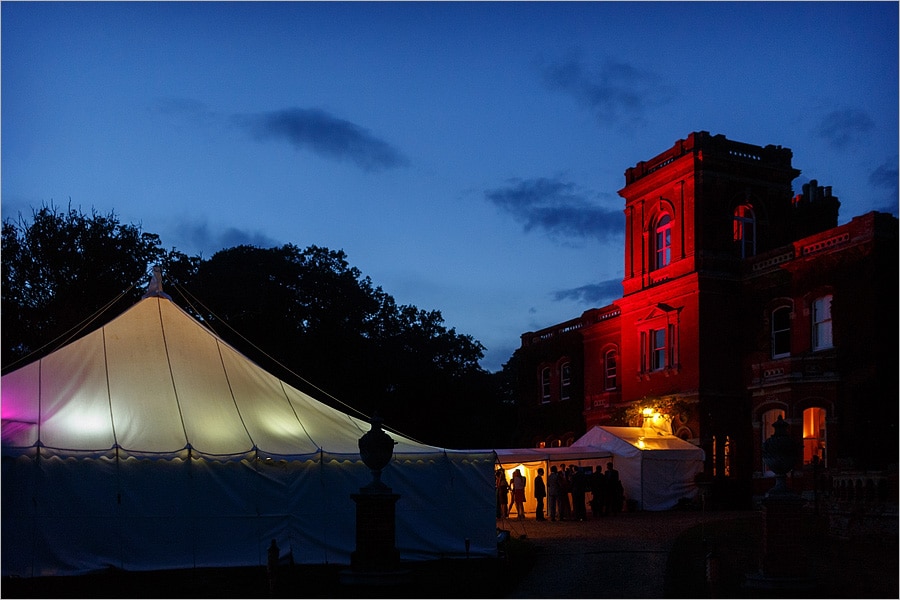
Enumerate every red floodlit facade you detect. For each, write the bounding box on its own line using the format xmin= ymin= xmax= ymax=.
xmin=516 ymin=132 xmax=898 ymax=507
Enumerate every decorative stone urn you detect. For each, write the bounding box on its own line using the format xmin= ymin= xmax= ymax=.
xmin=761 ymin=415 xmax=799 ymax=496
xmin=358 ymin=414 xmax=397 ymax=493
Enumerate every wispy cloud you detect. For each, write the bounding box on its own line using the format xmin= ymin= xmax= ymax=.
xmin=814 ymin=108 xmax=875 ymax=149
xmin=553 ymin=278 xmax=622 ymax=305
xmin=155 ymin=99 xmax=408 ymax=172
xmin=172 ymin=220 xmax=281 ymax=256
xmin=234 ymin=108 xmax=409 ymax=171
xmin=485 ymin=176 xmax=622 ymax=242
xmin=869 ymin=160 xmax=898 ymax=189
xmin=869 ymin=159 xmax=899 ymax=215
xmin=540 ymin=52 xmax=675 ymax=126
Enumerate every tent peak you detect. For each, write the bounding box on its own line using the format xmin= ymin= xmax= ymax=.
xmin=142 ymin=265 xmax=172 ymax=300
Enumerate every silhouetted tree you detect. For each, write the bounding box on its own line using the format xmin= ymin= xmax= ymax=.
xmin=2 ymin=208 xmax=509 ymax=447
xmin=173 ymin=244 xmax=492 ymax=443
xmin=1 ymin=204 xmax=175 ymax=372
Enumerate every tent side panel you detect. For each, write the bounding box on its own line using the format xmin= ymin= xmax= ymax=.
xmin=117 ymin=456 xmax=195 ymax=571
xmin=613 ymin=456 xmax=643 ymax=511
xmin=187 ymin=457 xmax=287 ymax=567
xmin=1 ymin=454 xmax=37 ymax=577
xmin=390 ymin=452 xmax=496 ymax=560
xmin=288 ymin=453 xmax=362 ymax=565
xmin=31 ymin=455 xmax=121 ymax=576
xmin=640 ymin=457 xmax=704 ymax=511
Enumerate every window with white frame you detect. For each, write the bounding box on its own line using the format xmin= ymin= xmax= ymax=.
xmin=654 ymin=213 xmax=672 ymax=269
xmin=771 ymin=306 xmax=791 ymax=358
xmin=604 ymin=349 xmax=617 ymax=390
xmin=541 ymin=367 xmax=551 ymax=403
xmin=812 ymin=295 xmax=833 ymax=350
xmin=733 ymin=204 xmax=756 ymax=258
xmin=560 ymin=362 xmax=571 ymax=400
xmin=641 ymin=324 xmax=676 ymax=372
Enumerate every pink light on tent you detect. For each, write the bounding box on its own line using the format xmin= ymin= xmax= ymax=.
xmin=1 ymin=396 xmax=31 ymax=421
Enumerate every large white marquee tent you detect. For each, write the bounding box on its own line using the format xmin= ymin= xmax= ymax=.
xmin=1 ymin=287 xmax=496 ymax=578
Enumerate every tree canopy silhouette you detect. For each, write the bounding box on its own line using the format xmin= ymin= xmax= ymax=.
xmin=2 ymin=205 xmax=510 ymax=447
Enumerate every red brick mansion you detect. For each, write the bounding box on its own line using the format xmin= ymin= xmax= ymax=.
xmin=514 ymin=132 xmax=898 ymax=506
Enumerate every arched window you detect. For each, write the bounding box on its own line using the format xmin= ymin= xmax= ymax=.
xmin=541 ymin=367 xmax=551 ymax=403
xmin=771 ymin=306 xmax=791 ymax=358
xmin=604 ymin=349 xmax=617 ymax=390
xmin=654 ymin=213 xmax=672 ymax=269
xmin=803 ymin=407 xmax=827 ymax=464
xmin=560 ymin=362 xmax=571 ymax=400
xmin=812 ymin=295 xmax=833 ymax=350
xmin=761 ymin=408 xmax=785 ymax=473
xmin=733 ymin=204 xmax=756 ymax=258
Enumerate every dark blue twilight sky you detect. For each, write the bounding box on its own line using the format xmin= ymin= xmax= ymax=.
xmin=3 ymin=2 xmax=897 ymax=372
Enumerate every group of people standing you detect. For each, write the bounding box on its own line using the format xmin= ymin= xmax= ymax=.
xmin=495 ymin=462 xmax=624 ymax=521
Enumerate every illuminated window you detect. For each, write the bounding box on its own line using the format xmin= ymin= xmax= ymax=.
xmin=541 ymin=367 xmax=551 ymax=403
xmin=733 ymin=204 xmax=756 ymax=258
xmin=604 ymin=349 xmax=617 ymax=390
xmin=560 ymin=362 xmax=571 ymax=400
xmin=803 ymin=407 xmax=827 ymax=464
xmin=771 ymin=307 xmax=791 ymax=358
xmin=724 ymin=436 xmax=732 ymax=477
xmin=761 ymin=409 xmax=785 ymax=473
xmin=812 ymin=295 xmax=833 ymax=350
xmin=710 ymin=435 xmax=733 ymax=477
xmin=654 ymin=214 xmax=672 ymax=269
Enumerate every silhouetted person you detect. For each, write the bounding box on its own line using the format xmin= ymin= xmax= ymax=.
xmin=571 ymin=466 xmax=587 ymax=521
xmin=590 ymin=465 xmax=608 ymax=516
xmin=605 ymin=462 xmax=623 ymax=515
xmin=558 ymin=463 xmax=572 ymax=520
xmin=534 ymin=468 xmax=547 ymax=521
xmin=510 ymin=468 xmax=527 ymax=520
xmin=547 ymin=465 xmax=560 ymax=521
xmin=496 ymin=468 xmax=510 ymax=519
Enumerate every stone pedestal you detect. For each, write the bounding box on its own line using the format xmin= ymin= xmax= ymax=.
xmin=760 ymin=494 xmax=804 ymax=577
xmin=349 ymin=491 xmax=401 ymax=571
